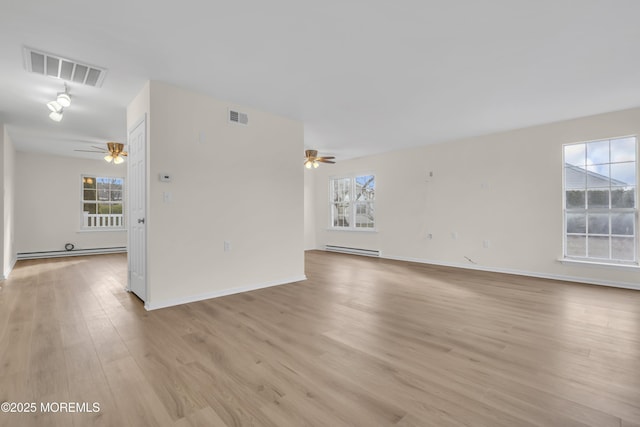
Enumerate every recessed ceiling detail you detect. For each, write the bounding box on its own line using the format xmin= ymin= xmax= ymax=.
xmin=23 ymin=46 xmax=107 ymax=87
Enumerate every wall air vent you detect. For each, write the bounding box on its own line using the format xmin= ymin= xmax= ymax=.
xmin=23 ymin=47 xmax=107 ymax=87
xmin=228 ymin=109 xmax=249 ymax=125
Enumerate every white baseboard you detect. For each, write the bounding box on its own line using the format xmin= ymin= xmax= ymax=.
xmin=17 ymin=247 xmax=127 ymax=260
xmin=144 ymin=275 xmax=308 ymax=311
xmin=379 ymin=254 xmax=640 ymax=291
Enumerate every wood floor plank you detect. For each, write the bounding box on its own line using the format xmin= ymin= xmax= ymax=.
xmin=173 ymin=406 xmax=228 ymax=427
xmin=1 ymin=251 xmax=640 ymax=426
xmin=101 ymin=356 xmax=176 ymax=427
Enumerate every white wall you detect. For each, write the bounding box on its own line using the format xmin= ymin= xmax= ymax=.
xmin=0 ymin=126 xmax=16 ymax=278
xmin=127 ymin=81 xmax=305 ymax=309
xmin=15 ymin=151 xmax=127 ymax=254
xmin=310 ymin=107 xmax=640 ymax=289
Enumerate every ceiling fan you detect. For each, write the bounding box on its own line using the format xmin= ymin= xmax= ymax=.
xmin=304 ymin=149 xmax=335 ymax=168
xmin=75 ymin=142 xmax=128 ymax=164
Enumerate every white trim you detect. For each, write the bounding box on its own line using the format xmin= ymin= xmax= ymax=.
xmin=144 ymin=275 xmax=308 ymax=311
xmin=379 ymin=253 xmax=640 ymax=291
xmin=80 ymin=174 xmax=126 ymax=230
xmin=565 ymin=133 xmax=638 ymax=146
xmin=17 ymin=247 xmax=127 ymax=260
xmin=558 ymin=257 xmax=640 ymax=270
xmin=329 ymin=173 xmax=376 ymax=230
xmin=1 ymin=257 xmax=17 ymax=280
xmin=562 ymin=136 xmax=639 ymax=263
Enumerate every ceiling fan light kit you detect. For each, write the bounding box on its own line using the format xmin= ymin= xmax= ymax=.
xmin=304 ymin=149 xmax=335 ymax=168
xmin=304 ymin=160 xmax=319 ymax=169
xmin=75 ymin=142 xmax=128 ymax=164
xmin=103 ymin=142 xmax=127 ymax=164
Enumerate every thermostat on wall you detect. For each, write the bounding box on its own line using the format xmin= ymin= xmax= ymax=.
xmin=159 ymin=173 xmax=172 ymax=182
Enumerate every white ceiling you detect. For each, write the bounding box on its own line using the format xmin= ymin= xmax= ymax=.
xmin=1 ymin=1 xmax=640 ymax=161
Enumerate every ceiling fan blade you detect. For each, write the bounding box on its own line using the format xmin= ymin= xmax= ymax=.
xmin=121 ymin=152 xmax=128 ymax=156
xmin=74 ymin=149 xmax=105 ymax=153
xmin=304 ymin=149 xmax=335 ymax=165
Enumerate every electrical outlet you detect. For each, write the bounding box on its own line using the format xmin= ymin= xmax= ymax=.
xmin=483 ymin=240 xmax=490 ymax=249
xmin=224 ymin=241 xmax=231 ymax=252
xmin=426 ymin=233 xmax=433 ymax=240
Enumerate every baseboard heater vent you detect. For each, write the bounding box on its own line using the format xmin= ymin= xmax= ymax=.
xmin=324 ymin=245 xmax=380 ymax=257
xmin=17 ymin=247 xmax=127 ymax=260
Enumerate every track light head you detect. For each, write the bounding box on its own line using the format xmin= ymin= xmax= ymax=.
xmin=49 ymin=110 xmax=63 ymax=122
xmin=57 ymin=92 xmax=71 ymax=108
xmin=47 ymin=101 xmax=62 ymax=113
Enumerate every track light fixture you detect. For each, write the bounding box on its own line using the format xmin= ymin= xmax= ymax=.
xmin=46 ymin=84 xmax=71 ymax=122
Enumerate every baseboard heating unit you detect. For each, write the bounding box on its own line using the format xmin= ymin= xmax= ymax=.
xmin=17 ymin=246 xmax=127 ymax=260
xmin=324 ymin=245 xmax=381 ymax=257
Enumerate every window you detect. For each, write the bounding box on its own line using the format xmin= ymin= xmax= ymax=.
xmin=563 ymin=137 xmax=637 ymax=264
xmin=81 ymin=175 xmax=125 ymax=229
xmin=330 ymin=174 xmax=375 ymax=229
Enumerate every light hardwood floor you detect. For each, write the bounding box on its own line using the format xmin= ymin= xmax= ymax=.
xmin=1 ymin=251 xmax=639 ymax=426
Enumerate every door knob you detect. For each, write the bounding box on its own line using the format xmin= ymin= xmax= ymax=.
xmin=138 ymin=218 xmax=145 ymax=224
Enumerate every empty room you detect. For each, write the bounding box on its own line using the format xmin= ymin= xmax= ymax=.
xmin=1 ymin=1 xmax=639 ymax=426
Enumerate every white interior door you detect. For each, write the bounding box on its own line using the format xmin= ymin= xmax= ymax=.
xmin=128 ymin=116 xmax=147 ymax=301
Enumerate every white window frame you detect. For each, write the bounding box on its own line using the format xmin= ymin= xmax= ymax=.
xmin=562 ymin=136 xmax=638 ymax=266
xmin=329 ymin=173 xmax=376 ymax=231
xmin=80 ymin=174 xmax=126 ymax=231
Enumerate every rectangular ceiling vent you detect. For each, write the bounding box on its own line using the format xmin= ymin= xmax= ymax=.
xmin=23 ymin=47 xmax=107 ymax=87
xmin=228 ymin=109 xmax=249 ymax=126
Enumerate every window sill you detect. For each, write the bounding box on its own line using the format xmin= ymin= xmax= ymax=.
xmin=78 ymin=228 xmax=127 ymax=233
xmin=558 ymin=258 xmax=640 ymax=271
xmin=326 ymin=228 xmax=378 ymax=233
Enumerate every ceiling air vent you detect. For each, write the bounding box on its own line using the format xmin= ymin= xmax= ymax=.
xmin=23 ymin=47 xmax=107 ymax=87
xmin=228 ymin=109 xmax=249 ymax=126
